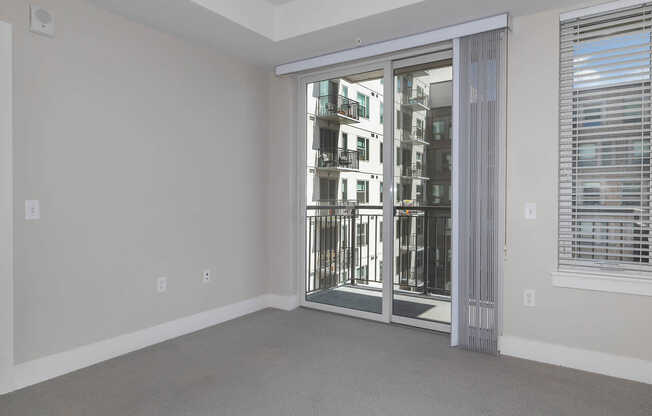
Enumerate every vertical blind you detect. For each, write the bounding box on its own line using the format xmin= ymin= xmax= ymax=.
xmin=458 ymin=29 xmax=506 ymax=354
xmin=560 ymin=5 xmax=652 ymax=275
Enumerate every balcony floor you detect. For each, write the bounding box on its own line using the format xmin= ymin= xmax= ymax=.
xmin=306 ymin=285 xmax=451 ymax=323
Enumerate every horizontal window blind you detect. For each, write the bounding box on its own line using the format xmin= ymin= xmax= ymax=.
xmin=560 ymin=4 xmax=652 ymax=274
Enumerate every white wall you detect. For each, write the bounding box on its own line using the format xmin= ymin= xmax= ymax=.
xmin=504 ymin=7 xmax=652 ymax=362
xmin=0 ymin=0 xmax=269 ymax=364
xmin=265 ymin=73 xmax=297 ymax=296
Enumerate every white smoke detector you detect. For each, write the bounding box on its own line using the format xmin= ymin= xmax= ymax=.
xmin=30 ymin=5 xmax=55 ymax=37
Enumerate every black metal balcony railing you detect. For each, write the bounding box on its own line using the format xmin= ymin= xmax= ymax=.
xmin=395 ymin=212 xmax=451 ymax=296
xmin=317 ymin=148 xmax=359 ymax=170
xmin=316 ymin=199 xmax=356 ymax=215
xmin=305 ymin=205 xmax=451 ymax=297
xmin=306 ymin=207 xmax=383 ymax=292
xmin=317 ymin=94 xmax=360 ymax=121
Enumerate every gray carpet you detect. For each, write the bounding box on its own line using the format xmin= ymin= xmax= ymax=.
xmin=1 ymin=308 xmax=650 ymax=416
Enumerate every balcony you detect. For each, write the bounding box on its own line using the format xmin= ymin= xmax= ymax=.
xmin=400 ymin=79 xmax=429 ymax=111
xmin=315 ymin=199 xmax=356 ymax=215
xmin=316 ymin=148 xmax=359 ymax=171
xmin=400 ymin=163 xmax=429 ymax=180
xmin=317 ymin=94 xmax=360 ymax=124
xmin=305 ymin=205 xmax=451 ymax=322
xmin=398 ymin=124 xmax=428 ymax=145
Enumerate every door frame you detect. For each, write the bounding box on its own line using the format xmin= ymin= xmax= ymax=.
xmin=294 ymin=42 xmax=459 ymax=337
xmin=389 ymin=50 xmax=455 ymax=334
xmin=0 ymin=19 xmax=13 ymax=395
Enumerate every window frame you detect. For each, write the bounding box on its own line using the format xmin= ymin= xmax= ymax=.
xmin=357 ymin=136 xmax=369 ymax=161
xmin=555 ymin=1 xmax=652 ymax=296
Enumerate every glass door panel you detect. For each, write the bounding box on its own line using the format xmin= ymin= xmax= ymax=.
xmin=393 ymin=60 xmax=453 ymax=327
xmin=305 ymin=69 xmax=385 ymax=315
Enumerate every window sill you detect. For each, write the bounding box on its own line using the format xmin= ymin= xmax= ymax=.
xmin=551 ymin=271 xmax=652 ymax=297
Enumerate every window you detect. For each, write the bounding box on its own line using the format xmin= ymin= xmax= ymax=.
xmin=357 ymin=92 xmax=370 ymax=118
xmin=319 ymin=128 xmax=337 ymax=150
xmin=379 ymin=221 xmax=383 ymax=242
xmin=357 ymin=180 xmax=369 ymax=203
xmin=380 ymin=182 xmax=383 ymax=203
xmin=341 ymin=84 xmax=348 ymax=98
xmin=356 ymin=223 xmax=369 ymax=247
xmin=380 ymin=143 xmax=383 ymax=163
xmin=380 ymin=102 xmax=384 ymax=124
xmin=319 ymin=178 xmax=336 ymax=202
xmin=357 ymin=137 xmax=369 ymax=161
xmin=559 ymin=6 xmax=651 ymax=276
xmin=341 ymin=179 xmax=348 ymax=201
xmin=341 ymin=132 xmax=348 ymax=150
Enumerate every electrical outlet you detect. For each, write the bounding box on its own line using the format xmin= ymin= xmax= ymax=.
xmin=524 ymin=203 xmax=536 ymax=220
xmin=202 ymin=269 xmax=211 ymax=284
xmin=156 ymin=276 xmax=167 ymax=293
xmin=523 ymin=289 xmax=536 ymax=307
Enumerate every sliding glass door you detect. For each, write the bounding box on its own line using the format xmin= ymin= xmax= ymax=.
xmin=303 ymin=67 xmax=387 ymax=318
xmin=300 ymin=48 xmax=455 ymax=331
xmin=392 ymin=55 xmax=453 ymax=332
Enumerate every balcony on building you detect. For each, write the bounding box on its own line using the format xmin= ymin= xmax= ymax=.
xmin=316 ymin=147 xmax=360 ymax=171
xmin=400 ymin=79 xmax=429 ymax=111
xmin=317 ymin=94 xmax=360 ymax=124
xmin=314 ymin=199 xmax=357 ymax=216
xmin=400 ymin=163 xmax=429 ymax=180
xmin=398 ymin=124 xmax=429 ymax=145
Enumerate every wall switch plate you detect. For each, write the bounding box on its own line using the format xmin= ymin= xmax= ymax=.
xmin=523 ymin=289 xmax=536 ymax=307
xmin=156 ymin=276 xmax=167 ymax=293
xmin=30 ymin=5 xmax=55 ymax=37
xmin=202 ymin=269 xmax=211 ymax=283
xmin=524 ymin=202 xmax=537 ymax=220
xmin=25 ymin=200 xmax=40 ymax=220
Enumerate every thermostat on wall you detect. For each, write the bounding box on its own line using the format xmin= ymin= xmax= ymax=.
xmin=30 ymin=5 xmax=55 ymax=37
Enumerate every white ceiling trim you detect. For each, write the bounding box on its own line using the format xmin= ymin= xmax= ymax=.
xmin=275 ymin=13 xmax=509 ymax=76
xmin=191 ymin=0 xmax=425 ymax=41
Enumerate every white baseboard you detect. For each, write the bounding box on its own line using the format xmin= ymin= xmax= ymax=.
xmin=500 ymin=335 xmax=652 ymax=385
xmin=7 ymin=293 xmax=298 ymax=394
xmin=264 ymin=293 xmax=299 ymax=311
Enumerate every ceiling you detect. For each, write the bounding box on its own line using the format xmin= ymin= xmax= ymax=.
xmin=88 ymin=0 xmax=597 ymax=69
xmin=265 ymin=0 xmax=294 ymax=4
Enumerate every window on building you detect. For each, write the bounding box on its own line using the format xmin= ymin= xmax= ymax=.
xmin=341 ymin=132 xmax=348 ymax=150
xmin=356 ymin=223 xmax=369 ymax=247
xmin=341 ymin=179 xmax=348 ymax=201
xmin=341 ymin=84 xmax=348 ymax=98
xmin=319 ymin=128 xmax=337 ymax=150
xmin=357 ymin=92 xmax=370 ymax=118
xmin=380 ymin=182 xmax=383 ymax=203
xmin=379 ymin=221 xmax=383 ymax=242
xmin=559 ymin=6 xmax=652 ymax=276
xmin=380 ymin=102 xmax=384 ymax=124
xmin=319 ymin=178 xmax=337 ymax=202
xmin=357 ymin=137 xmax=369 ymax=161
xmin=356 ymin=180 xmax=369 ymax=203
xmin=380 ymin=142 xmax=383 ymax=163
